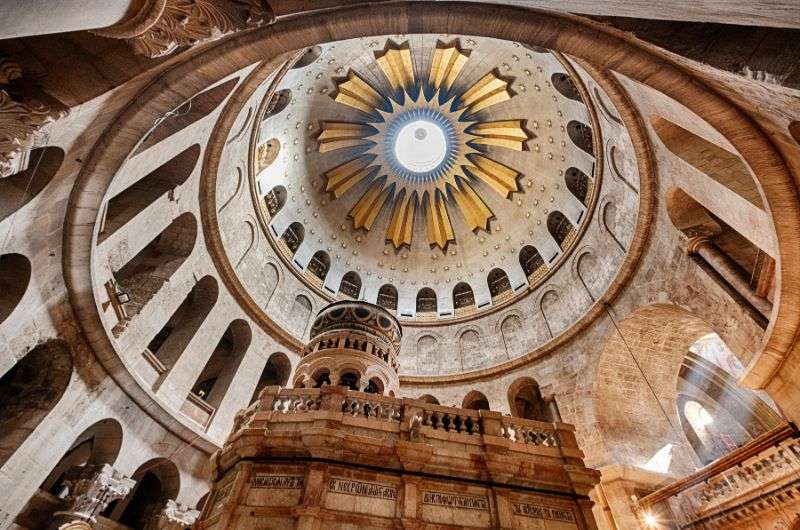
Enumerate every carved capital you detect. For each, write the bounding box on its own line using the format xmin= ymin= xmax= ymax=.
xmin=107 ymin=0 xmax=274 ymax=58
xmin=0 ymin=56 xmax=67 ymax=178
xmin=55 ymin=464 xmax=136 ymax=523
xmin=686 ymin=234 xmax=713 ymax=255
xmin=145 ymin=499 xmax=201 ymax=530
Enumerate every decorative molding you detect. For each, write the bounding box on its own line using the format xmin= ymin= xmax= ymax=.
xmin=100 ymin=0 xmax=274 ymax=58
xmin=0 ymin=56 xmax=67 ymax=178
xmin=146 ymin=499 xmax=201 ymax=530
xmin=55 ymin=464 xmax=136 ymax=523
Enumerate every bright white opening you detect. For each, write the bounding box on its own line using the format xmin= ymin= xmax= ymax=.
xmin=642 ymin=443 xmax=673 ymax=474
xmin=394 ymin=119 xmax=447 ymax=173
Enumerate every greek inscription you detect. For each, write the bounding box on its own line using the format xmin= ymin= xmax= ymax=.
xmin=422 ymin=491 xmax=489 ymax=511
xmin=512 ymin=502 xmax=575 ymax=522
xmin=327 ymin=478 xmax=397 ymax=500
xmin=251 ymin=475 xmax=304 ymax=489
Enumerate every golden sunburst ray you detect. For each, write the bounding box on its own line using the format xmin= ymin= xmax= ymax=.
xmin=318 ymin=39 xmax=529 ymax=250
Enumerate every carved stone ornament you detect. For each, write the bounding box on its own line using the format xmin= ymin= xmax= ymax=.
xmin=121 ymin=0 xmax=274 ymax=58
xmin=145 ymin=499 xmax=201 ymax=530
xmin=0 ymin=56 xmax=67 ymax=178
xmin=56 ymin=464 xmax=136 ymax=523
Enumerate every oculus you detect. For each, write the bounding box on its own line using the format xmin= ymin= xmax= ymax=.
xmin=318 ymin=40 xmax=531 ymax=250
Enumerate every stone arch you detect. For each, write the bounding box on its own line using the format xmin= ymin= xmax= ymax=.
xmin=459 ymin=328 xmax=483 ymax=370
xmin=452 ymin=282 xmax=475 ymax=313
xmin=592 ymin=304 xmax=746 ymax=476
xmin=500 ymin=313 xmax=524 ymax=359
xmin=0 ymin=339 xmax=73 ymax=467
xmin=0 ymin=252 xmax=31 ymax=324
xmin=0 ymin=146 xmax=64 ymax=222
xmin=250 ymin=352 xmax=292 ymax=403
xmin=134 ymin=77 xmax=239 ymax=156
xmin=189 ymin=319 xmax=252 ymax=425
xmin=99 ymin=144 xmax=199 ymax=243
xmin=539 ymin=289 xmax=560 ymax=338
xmin=235 ymin=219 xmax=257 ymax=268
xmin=416 ymin=287 xmax=437 ymax=315
xmin=339 ymin=271 xmax=361 ymax=299
xmin=519 ymin=245 xmax=546 ymax=283
xmin=147 ymin=275 xmax=218 ymax=376
xmin=487 ymin=268 xmax=512 ymax=302
xmin=40 ymin=419 xmax=124 ymax=494
xmin=308 ymin=250 xmax=330 ymax=283
xmin=280 ymin=221 xmax=304 ymax=255
xmin=608 ymin=142 xmax=638 ymax=193
xmin=551 ymin=72 xmax=582 ymax=102
xmin=416 ymin=335 xmax=440 ymax=375
xmin=507 ymin=377 xmax=553 ymax=421
xmin=288 ymin=294 xmax=312 ymax=337
xmin=565 ymin=166 xmax=591 ymax=205
xmin=547 ymin=211 xmax=575 ymax=250
xmin=111 ymin=212 xmax=197 ymax=328
xmin=417 ymin=394 xmax=440 ymax=405
xmin=218 ymin=165 xmax=244 ymax=213
xmin=567 ymin=120 xmax=594 ymax=156
xmin=262 ymin=89 xmax=292 ymax=121
xmin=651 ymin=115 xmax=762 ymax=208
xmin=111 ymin=458 xmax=180 ymax=529
xmin=575 ymin=250 xmax=601 ymax=302
xmin=462 ymin=390 xmax=490 ymax=411
xmin=292 ymin=46 xmax=322 ymax=68
xmin=264 ymin=185 xmax=287 ymax=217
xmin=601 ymin=200 xmax=626 ymax=252
xmin=377 ymin=283 xmax=398 ymax=311
xmin=262 ymin=262 xmax=280 ymax=307
xmin=593 ymin=87 xmax=622 ymax=125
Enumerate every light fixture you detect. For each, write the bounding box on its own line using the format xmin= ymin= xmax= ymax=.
xmin=643 ymin=512 xmax=658 ymax=527
xmin=115 ymin=287 xmax=130 ymax=305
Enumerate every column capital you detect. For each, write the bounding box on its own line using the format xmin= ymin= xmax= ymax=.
xmin=145 ymin=499 xmax=201 ymax=530
xmin=94 ymin=0 xmax=274 ymax=58
xmin=685 ymin=233 xmax=713 ymax=254
xmin=54 ymin=464 xmax=136 ymax=523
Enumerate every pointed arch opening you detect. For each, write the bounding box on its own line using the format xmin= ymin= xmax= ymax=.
xmin=519 ymin=245 xmax=546 ymax=283
xmin=547 ymin=211 xmax=575 ymax=250
xmin=280 ymin=222 xmax=304 ymax=256
xmin=453 ymin=282 xmax=475 ymax=314
xmin=264 ymin=185 xmax=287 ymax=217
xmin=565 ymin=166 xmax=591 ymax=205
xmin=551 ymin=73 xmax=582 ymax=102
xmin=567 ymin=120 xmax=594 ymax=156
xmin=308 ymin=250 xmax=330 ymax=283
xmin=487 ymin=268 xmax=512 ymax=302
xmin=339 ymin=271 xmax=361 ymax=299
xmin=416 ymin=287 xmax=437 ymax=316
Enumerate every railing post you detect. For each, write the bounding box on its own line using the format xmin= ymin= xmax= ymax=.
xmin=479 ymin=410 xmax=504 ymax=437
xmin=319 ymin=385 xmax=347 ymax=412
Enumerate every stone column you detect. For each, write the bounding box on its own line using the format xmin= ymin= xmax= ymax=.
xmin=687 ymin=235 xmax=772 ymax=318
xmin=51 ymin=464 xmax=135 ymax=529
xmin=144 ymin=499 xmax=200 ymax=530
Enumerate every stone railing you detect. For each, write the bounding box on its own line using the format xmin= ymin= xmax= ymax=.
xmin=238 ymin=386 xmax=572 ymax=452
xmin=306 ymin=331 xmax=399 ymax=373
xmin=637 ymin=422 xmax=800 ymax=528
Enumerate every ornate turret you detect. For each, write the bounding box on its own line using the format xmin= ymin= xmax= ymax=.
xmin=293 ymin=301 xmax=402 ymax=395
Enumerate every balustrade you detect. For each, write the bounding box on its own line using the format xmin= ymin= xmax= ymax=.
xmin=500 ymin=419 xmax=560 ymax=447
xmin=342 ymin=395 xmax=402 ymax=422
xmin=421 ymin=408 xmax=481 ymax=435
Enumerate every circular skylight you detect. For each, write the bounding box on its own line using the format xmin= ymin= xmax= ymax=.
xmin=394 ymin=119 xmax=447 ymax=173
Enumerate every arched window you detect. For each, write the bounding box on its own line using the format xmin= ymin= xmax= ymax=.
xmin=547 ymin=211 xmax=575 ymax=249
xmin=111 ymin=212 xmax=197 ymax=330
xmin=0 ymin=252 xmax=31 ymax=324
xmin=307 ymin=250 xmax=330 ymax=282
xmin=262 ymin=89 xmax=292 ymax=121
xmin=377 ymin=284 xmax=398 ymax=311
xmin=416 ymin=287 xmax=437 ymax=315
xmin=339 ymin=372 xmax=360 ymax=391
xmin=100 ymin=144 xmax=199 ymax=243
xmin=110 ymin=458 xmax=180 ymax=529
xmin=187 ymin=320 xmax=251 ymax=428
xmin=363 ymin=377 xmax=384 ymax=394
xmin=459 ymin=329 xmax=482 ymax=369
xmin=487 ymin=268 xmax=512 ymax=301
xmin=250 ymin=352 xmax=291 ymax=403
xmin=519 ymin=245 xmax=546 ymax=282
xmin=508 ymin=377 xmax=553 ymax=421
xmin=567 ymin=120 xmax=593 ymax=156
xmin=292 ymin=46 xmax=322 ymax=68
xmin=453 ymin=282 xmax=475 ymax=313
xmin=417 ymin=394 xmax=440 ymax=405
xmin=416 ymin=335 xmax=440 ymax=375
xmin=264 ymin=185 xmax=286 ymax=217
xmin=288 ymin=294 xmax=312 ymax=337
xmin=339 ymin=271 xmax=362 ymax=299
xmin=281 ymin=222 xmax=304 ymax=255
xmin=0 ymin=340 xmax=72 ymax=467
xmin=540 ymin=289 xmax=560 ymax=338
xmin=134 ymin=78 xmax=238 ymax=156
xmin=255 ymin=138 xmax=280 ymax=172
xmin=551 ymin=73 xmax=582 ymax=102
xmin=146 ymin=276 xmax=218 ymax=377
xmin=462 ymin=390 xmax=490 ymax=411
xmin=312 ymin=369 xmax=331 ymax=388
xmin=0 ymin=146 xmax=64 ymax=222
xmin=565 ymin=167 xmax=591 ymax=205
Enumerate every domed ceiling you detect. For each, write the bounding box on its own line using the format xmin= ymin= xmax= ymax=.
xmin=251 ymin=35 xmax=605 ymax=323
